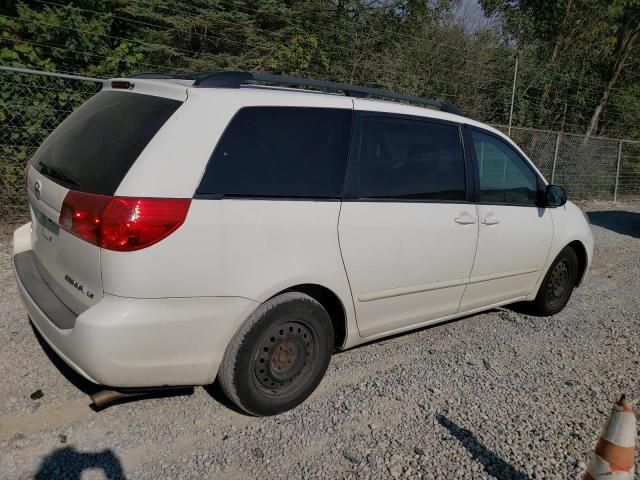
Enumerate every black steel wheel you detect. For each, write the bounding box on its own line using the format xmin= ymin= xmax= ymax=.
xmin=218 ymin=292 xmax=334 ymax=416
xmin=545 ymin=260 xmax=572 ymax=308
xmin=531 ymin=246 xmax=579 ymax=316
xmin=252 ymin=320 xmax=317 ymax=396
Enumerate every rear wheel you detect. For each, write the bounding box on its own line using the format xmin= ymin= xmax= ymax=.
xmin=219 ymin=292 xmax=334 ymax=416
xmin=530 ymin=246 xmax=578 ymax=316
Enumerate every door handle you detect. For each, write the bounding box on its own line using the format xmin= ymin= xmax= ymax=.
xmin=455 ymin=215 xmax=477 ymax=225
xmin=481 ymin=217 xmax=500 ymax=225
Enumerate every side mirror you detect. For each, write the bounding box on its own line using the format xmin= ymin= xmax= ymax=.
xmin=544 ymin=184 xmax=567 ymax=207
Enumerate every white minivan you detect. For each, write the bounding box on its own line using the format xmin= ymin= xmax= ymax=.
xmin=13 ymin=72 xmax=593 ymax=415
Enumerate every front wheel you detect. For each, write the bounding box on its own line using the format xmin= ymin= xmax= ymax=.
xmin=530 ymin=246 xmax=579 ymax=316
xmin=218 ymin=292 xmax=334 ymax=416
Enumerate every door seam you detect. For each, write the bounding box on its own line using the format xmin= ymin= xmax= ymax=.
xmin=456 ymin=204 xmax=480 ymax=313
xmin=336 ymin=201 xmax=362 ymax=338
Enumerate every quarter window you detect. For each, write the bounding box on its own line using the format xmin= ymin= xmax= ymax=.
xmin=357 ymin=117 xmax=466 ymax=201
xmin=196 ymin=107 xmax=352 ymax=198
xmin=471 ymin=129 xmax=538 ymax=205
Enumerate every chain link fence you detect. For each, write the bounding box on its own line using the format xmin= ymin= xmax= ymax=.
xmin=497 ymin=126 xmax=640 ymax=200
xmin=0 ymin=67 xmax=102 ymax=222
xmin=1 ymin=66 xmax=640 ymax=223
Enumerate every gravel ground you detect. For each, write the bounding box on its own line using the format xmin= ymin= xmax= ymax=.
xmin=0 ymin=200 xmax=639 ymax=480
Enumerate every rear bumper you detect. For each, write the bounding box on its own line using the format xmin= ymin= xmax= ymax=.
xmin=13 ymin=222 xmax=258 ymax=388
xmin=14 ymin=250 xmax=78 ymax=330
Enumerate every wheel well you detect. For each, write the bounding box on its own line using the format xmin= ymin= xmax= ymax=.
xmin=567 ymin=240 xmax=588 ymax=286
xmin=278 ymin=284 xmax=347 ymax=350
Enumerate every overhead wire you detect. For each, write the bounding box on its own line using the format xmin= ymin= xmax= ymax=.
xmin=5 ymin=0 xmax=637 ymax=134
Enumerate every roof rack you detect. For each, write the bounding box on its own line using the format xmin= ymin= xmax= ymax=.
xmin=127 ymin=70 xmax=463 ymax=115
xmin=128 ymin=72 xmax=193 ymax=80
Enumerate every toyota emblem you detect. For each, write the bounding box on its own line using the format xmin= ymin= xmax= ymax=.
xmin=34 ymin=181 xmax=41 ymax=200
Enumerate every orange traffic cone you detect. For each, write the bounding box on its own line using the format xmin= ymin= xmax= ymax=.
xmin=583 ymin=394 xmax=636 ymax=480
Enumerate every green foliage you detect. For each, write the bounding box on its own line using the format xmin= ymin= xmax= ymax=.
xmin=1 ymin=0 xmax=639 ymax=218
xmin=479 ymin=0 xmax=639 ymax=137
xmin=1 ymin=2 xmax=143 ymax=74
xmin=2 ymin=0 xmax=638 ymax=137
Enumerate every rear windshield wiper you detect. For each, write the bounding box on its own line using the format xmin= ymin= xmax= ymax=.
xmin=37 ymin=161 xmax=80 ymax=187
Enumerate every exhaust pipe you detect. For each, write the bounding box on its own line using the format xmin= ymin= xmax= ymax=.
xmin=90 ymin=386 xmax=194 ymax=409
xmin=90 ymin=389 xmax=146 ymax=408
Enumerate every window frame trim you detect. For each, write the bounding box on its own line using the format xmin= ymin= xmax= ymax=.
xmin=342 ymin=111 xmax=473 ymax=204
xmin=464 ymin=124 xmax=546 ymax=208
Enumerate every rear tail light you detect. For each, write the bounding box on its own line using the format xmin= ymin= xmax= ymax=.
xmin=59 ymin=191 xmax=111 ymax=246
xmin=59 ymin=191 xmax=191 ymax=251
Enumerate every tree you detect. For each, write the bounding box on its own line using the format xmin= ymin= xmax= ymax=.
xmin=584 ymin=0 xmax=640 ymax=136
xmin=479 ymin=0 xmax=640 ymax=137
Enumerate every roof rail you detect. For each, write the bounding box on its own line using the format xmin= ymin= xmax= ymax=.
xmin=128 ymin=72 xmax=183 ymax=79
xmin=128 ymin=72 xmax=202 ymax=80
xmin=190 ymin=71 xmax=463 ymax=115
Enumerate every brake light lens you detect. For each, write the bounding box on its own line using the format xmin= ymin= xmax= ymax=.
xmin=59 ymin=191 xmax=111 ymax=245
xmin=59 ymin=191 xmax=191 ymax=251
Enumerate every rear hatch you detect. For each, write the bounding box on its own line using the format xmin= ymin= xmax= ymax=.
xmin=26 ymin=85 xmax=184 ymax=315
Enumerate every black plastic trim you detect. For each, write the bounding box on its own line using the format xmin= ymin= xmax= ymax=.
xmin=194 ymin=71 xmax=253 ymax=87
xmin=462 ymin=125 xmax=481 ymax=203
xmin=354 ymin=110 xmax=461 ymax=126
xmin=189 ymin=71 xmax=462 ymax=115
xmin=14 ymin=251 xmax=78 ymax=330
xmin=341 ymin=111 xmax=363 ymax=200
xmin=459 ymin=122 xmax=475 ymax=204
xmin=128 ymin=72 xmax=177 ymax=79
xmin=127 ymin=72 xmax=195 ymax=80
xmin=341 ymin=198 xmax=471 ymax=205
xmin=193 ymin=195 xmax=341 ymax=202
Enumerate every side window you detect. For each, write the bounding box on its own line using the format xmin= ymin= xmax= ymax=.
xmin=470 ymin=129 xmax=538 ymax=206
xmin=358 ymin=117 xmax=466 ymax=201
xmin=196 ymin=107 xmax=352 ymax=198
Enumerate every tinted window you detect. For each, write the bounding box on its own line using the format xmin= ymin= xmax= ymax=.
xmin=357 ymin=117 xmax=465 ymax=201
xmin=471 ymin=129 xmax=538 ymax=205
xmin=196 ymin=107 xmax=352 ymax=198
xmin=32 ymin=91 xmax=181 ymax=195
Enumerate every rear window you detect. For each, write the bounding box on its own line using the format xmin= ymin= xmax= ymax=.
xmin=196 ymin=107 xmax=352 ymax=198
xmin=32 ymin=91 xmax=181 ymax=195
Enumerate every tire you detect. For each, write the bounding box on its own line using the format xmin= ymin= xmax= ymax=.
xmin=218 ymin=292 xmax=334 ymax=416
xmin=530 ymin=246 xmax=579 ymax=316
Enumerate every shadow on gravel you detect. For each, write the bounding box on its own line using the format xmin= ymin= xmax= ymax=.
xmin=30 ymin=321 xmax=101 ymax=396
xmin=436 ymin=415 xmax=529 ymax=480
xmin=34 ymin=446 xmax=126 ymax=479
xmin=334 ymin=311 xmax=500 ymax=355
xmin=203 ymin=379 xmax=248 ymax=415
xmin=587 ymin=210 xmax=640 ymax=239
xmin=30 ymin=320 xmax=195 ymax=409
